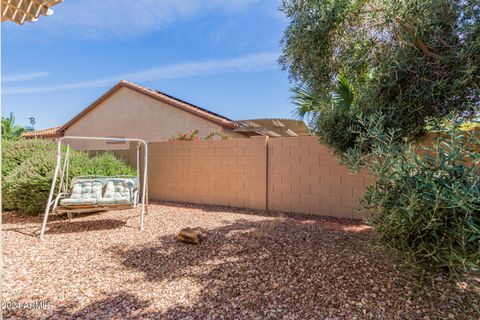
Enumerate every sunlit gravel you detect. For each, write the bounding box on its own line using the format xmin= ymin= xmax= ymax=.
xmin=2 ymin=202 xmax=479 ymax=319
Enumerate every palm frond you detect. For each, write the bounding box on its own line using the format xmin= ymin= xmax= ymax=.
xmin=2 ymin=112 xmax=26 ymax=140
xmin=332 ymin=74 xmax=354 ymax=111
xmin=291 ymin=84 xmax=321 ymax=121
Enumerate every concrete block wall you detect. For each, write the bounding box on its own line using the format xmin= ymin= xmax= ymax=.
xmin=147 ymin=137 xmax=267 ymax=210
xmin=116 ymin=136 xmax=370 ymax=219
xmin=267 ymin=136 xmax=369 ymax=219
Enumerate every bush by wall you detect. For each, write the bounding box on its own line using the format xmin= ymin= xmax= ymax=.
xmin=344 ymin=115 xmax=480 ymax=275
xmin=2 ymin=139 xmax=56 ymax=177
xmin=169 ymin=129 xmax=230 ymax=141
xmin=2 ymin=139 xmax=136 ymax=215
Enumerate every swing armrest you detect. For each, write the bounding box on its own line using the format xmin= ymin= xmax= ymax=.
xmin=51 ymin=192 xmax=66 ymax=211
xmin=131 ymin=187 xmax=139 ymax=204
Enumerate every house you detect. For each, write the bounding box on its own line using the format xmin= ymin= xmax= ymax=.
xmin=23 ymin=80 xmax=309 ymax=149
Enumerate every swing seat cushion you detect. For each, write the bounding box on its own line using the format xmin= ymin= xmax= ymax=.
xmin=60 ymin=198 xmax=98 ymax=206
xmin=59 ymin=180 xmax=103 ymax=206
xmin=97 ymin=179 xmax=135 ymax=205
xmin=97 ymin=197 xmax=131 ymax=205
xmin=58 ymin=177 xmax=138 ymax=207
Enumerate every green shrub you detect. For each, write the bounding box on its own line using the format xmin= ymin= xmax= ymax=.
xmin=3 ymin=152 xmax=57 ymax=213
xmin=344 ymin=114 xmax=480 ymax=275
xmin=314 ymin=109 xmax=359 ymax=154
xmin=169 ymin=129 xmax=200 ymax=141
xmin=2 ymin=139 xmax=135 ymax=214
xmin=2 ymin=139 xmax=56 ymax=177
xmin=169 ymin=129 xmax=231 ymax=141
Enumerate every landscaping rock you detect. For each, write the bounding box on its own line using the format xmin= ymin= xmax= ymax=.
xmin=3 ymin=202 xmax=478 ymax=319
xmin=177 ymin=227 xmax=208 ymax=244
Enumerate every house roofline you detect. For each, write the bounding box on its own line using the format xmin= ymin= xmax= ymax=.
xmin=22 ymin=126 xmax=63 ymax=139
xmin=59 ymin=80 xmax=239 ymax=133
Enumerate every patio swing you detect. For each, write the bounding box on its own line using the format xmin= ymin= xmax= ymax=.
xmin=39 ymin=136 xmax=148 ymax=240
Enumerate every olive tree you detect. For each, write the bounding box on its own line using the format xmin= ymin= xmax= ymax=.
xmin=280 ymin=0 xmax=480 ymax=154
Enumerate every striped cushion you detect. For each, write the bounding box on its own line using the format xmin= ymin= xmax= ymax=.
xmin=60 ymin=198 xmax=98 ymax=206
xmin=97 ymin=197 xmax=131 ymax=205
xmin=60 ymin=179 xmax=103 ymax=207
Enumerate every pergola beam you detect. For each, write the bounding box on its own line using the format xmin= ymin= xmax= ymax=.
xmin=272 ymin=119 xmax=286 ymax=127
xmin=264 ymin=131 xmax=282 ymax=137
xmin=284 ymin=129 xmax=298 ymax=137
xmin=1 ymin=0 xmax=62 ymax=25
xmin=234 ymin=124 xmax=299 ymax=137
xmin=236 ymin=118 xmax=310 ymax=137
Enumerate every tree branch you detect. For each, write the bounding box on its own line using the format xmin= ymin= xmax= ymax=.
xmin=395 ymin=17 xmax=440 ymax=59
xmin=436 ymin=36 xmax=453 ymax=48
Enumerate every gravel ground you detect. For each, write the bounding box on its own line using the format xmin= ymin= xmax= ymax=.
xmin=2 ymin=201 xmax=479 ymax=319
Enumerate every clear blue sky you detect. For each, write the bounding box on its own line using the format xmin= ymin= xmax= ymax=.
xmin=1 ymin=0 xmax=294 ymax=130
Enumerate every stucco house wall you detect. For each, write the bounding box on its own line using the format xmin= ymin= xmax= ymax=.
xmin=64 ymin=86 xmax=245 ymax=150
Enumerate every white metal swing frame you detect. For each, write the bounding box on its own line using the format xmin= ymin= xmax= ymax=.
xmin=39 ymin=136 xmax=148 ymax=240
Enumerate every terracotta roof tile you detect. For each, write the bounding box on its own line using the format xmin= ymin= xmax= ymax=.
xmin=22 ymin=126 xmax=62 ymax=139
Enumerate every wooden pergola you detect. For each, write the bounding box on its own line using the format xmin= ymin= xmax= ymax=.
xmin=234 ymin=119 xmax=311 ymax=137
xmin=1 ymin=0 xmax=62 ymax=25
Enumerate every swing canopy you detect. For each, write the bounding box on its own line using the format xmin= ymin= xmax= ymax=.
xmin=39 ymin=136 xmax=148 ymax=240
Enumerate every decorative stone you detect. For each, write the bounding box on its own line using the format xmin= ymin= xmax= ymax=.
xmin=177 ymin=227 xmax=208 ymax=244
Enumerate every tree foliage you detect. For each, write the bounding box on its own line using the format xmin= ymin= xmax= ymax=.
xmin=281 ymin=0 xmax=480 ymax=275
xmin=281 ymin=0 xmax=480 ymax=153
xmin=1 ymin=112 xmax=26 ymax=140
xmin=343 ymin=114 xmax=480 ymax=275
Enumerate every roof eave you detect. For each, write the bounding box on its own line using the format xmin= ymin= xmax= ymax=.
xmin=60 ymin=80 xmax=239 ymax=133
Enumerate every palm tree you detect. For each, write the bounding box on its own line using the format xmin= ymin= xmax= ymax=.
xmin=331 ymin=74 xmax=354 ymax=112
xmin=2 ymin=112 xmax=26 ymax=140
xmin=292 ymin=74 xmax=355 ymax=123
xmin=291 ymin=83 xmax=322 ymax=123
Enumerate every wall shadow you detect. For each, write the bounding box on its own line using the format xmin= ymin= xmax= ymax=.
xmin=152 ymin=200 xmax=365 ymax=225
xmin=97 ymin=218 xmax=477 ymax=319
xmin=8 ymin=211 xmax=477 ymax=319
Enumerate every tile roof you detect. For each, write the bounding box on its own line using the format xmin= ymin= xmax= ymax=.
xmin=22 ymin=126 xmax=62 ymax=139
